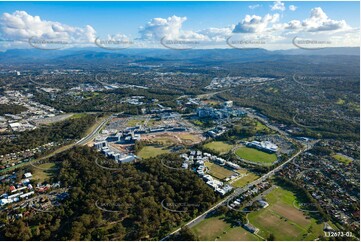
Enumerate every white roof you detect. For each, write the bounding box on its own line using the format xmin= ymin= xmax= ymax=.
xmin=24 ymin=172 xmax=32 ymax=178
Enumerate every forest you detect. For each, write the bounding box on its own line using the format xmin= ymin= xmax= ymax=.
xmin=0 ymin=147 xmax=218 ymax=240
xmin=0 ymin=114 xmax=97 ymax=155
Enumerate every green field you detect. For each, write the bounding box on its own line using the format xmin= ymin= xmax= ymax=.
xmin=231 ymin=172 xmax=259 ymax=188
xmin=127 ymin=118 xmax=145 ymax=127
xmin=205 ymin=161 xmax=235 ymax=180
xmin=32 ymin=162 xmax=58 ymax=182
xmin=333 ymin=153 xmax=353 ymax=164
xmin=137 ymin=145 xmax=170 ymax=159
xmin=247 ymin=185 xmax=328 ymax=240
xmin=191 ymin=215 xmax=260 ymax=241
xmin=204 ymin=141 xmax=234 ymax=154
xmin=255 ymin=121 xmax=270 ymax=132
xmin=235 ymin=147 xmax=277 ymax=164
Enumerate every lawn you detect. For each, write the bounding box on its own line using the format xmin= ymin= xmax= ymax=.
xmin=32 ymin=162 xmax=58 ymax=182
xmin=137 ymin=145 xmax=170 ymax=159
xmin=191 ymin=215 xmax=259 ymax=241
xmin=204 ymin=141 xmax=233 ymax=154
xmin=205 ymin=161 xmax=235 ymax=180
xmin=333 ymin=153 xmax=353 ymax=164
xmin=247 ymin=185 xmax=328 ymax=241
xmin=231 ymin=172 xmax=259 ymax=188
xmin=235 ymin=147 xmax=277 ymax=164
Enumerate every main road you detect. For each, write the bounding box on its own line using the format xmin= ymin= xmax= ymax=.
xmin=75 ymin=114 xmax=113 ymax=145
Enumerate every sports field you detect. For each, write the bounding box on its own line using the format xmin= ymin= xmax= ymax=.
xmin=247 ymin=185 xmax=328 ymax=240
xmin=235 ymin=147 xmax=277 ymax=164
xmin=205 ymin=161 xmax=235 ymax=180
xmin=204 ymin=141 xmax=234 ymax=154
xmin=137 ymin=145 xmax=170 ymax=159
xmin=191 ymin=215 xmax=260 ymax=241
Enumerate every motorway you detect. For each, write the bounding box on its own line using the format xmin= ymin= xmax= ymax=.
xmin=75 ymin=115 xmax=113 ymax=145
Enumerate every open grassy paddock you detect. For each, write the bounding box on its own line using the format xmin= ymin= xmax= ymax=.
xmin=247 ymin=184 xmax=329 ymax=241
xmin=191 ymin=215 xmax=260 ymax=241
xmin=137 ymin=145 xmax=170 ymax=159
xmin=231 ymin=172 xmax=260 ymax=188
xmin=205 ymin=161 xmax=235 ymax=180
xmin=235 ymin=147 xmax=277 ymax=164
xmin=333 ymin=153 xmax=353 ymax=164
xmin=32 ymin=162 xmax=58 ymax=183
xmin=204 ymin=141 xmax=234 ymax=154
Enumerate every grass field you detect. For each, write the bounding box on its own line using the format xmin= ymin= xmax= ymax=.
xmin=247 ymin=185 xmax=327 ymax=241
xmin=127 ymin=118 xmax=145 ymax=127
xmin=177 ymin=133 xmax=203 ymax=143
xmin=204 ymin=141 xmax=233 ymax=154
xmin=137 ymin=145 xmax=170 ymax=159
xmin=231 ymin=172 xmax=259 ymax=188
xmin=205 ymin=161 xmax=235 ymax=180
xmin=191 ymin=215 xmax=260 ymax=241
xmin=32 ymin=162 xmax=57 ymax=182
xmin=235 ymin=147 xmax=277 ymax=164
xmin=333 ymin=153 xmax=353 ymax=164
xmin=255 ymin=121 xmax=270 ymax=132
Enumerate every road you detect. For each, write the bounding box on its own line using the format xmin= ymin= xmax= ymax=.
xmin=0 ymin=114 xmax=112 ymax=175
xmin=161 ymin=137 xmax=318 ymax=240
xmin=75 ymin=115 xmax=113 ymax=145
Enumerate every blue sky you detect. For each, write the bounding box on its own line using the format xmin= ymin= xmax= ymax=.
xmin=0 ymin=1 xmax=359 ymax=49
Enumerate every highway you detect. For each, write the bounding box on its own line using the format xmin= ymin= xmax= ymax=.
xmin=75 ymin=115 xmax=113 ymax=145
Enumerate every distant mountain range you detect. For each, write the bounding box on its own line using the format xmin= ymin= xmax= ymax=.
xmin=0 ymin=47 xmax=359 ymax=64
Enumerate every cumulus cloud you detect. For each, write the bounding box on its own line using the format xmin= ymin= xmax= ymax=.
xmin=232 ymin=14 xmax=280 ymax=33
xmin=249 ymin=4 xmax=261 ymax=10
xmin=271 ymin=1 xmax=285 ymax=11
xmin=139 ymin=15 xmax=187 ymax=40
xmin=289 ymin=5 xmax=297 ymax=11
xmin=0 ymin=10 xmax=96 ymax=42
xmin=285 ymin=7 xmax=350 ymax=32
xmin=138 ymin=15 xmax=232 ymax=44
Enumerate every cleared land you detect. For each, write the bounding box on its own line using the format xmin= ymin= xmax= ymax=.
xmin=333 ymin=153 xmax=353 ymax=164
xmin=247 ymin=185 xmax=328 ymax=241
xmin=204 ymin=141 xmax=233 ymax=154
xmin=191 ymin=215 xmax=260 ymax=241
xmin=31 ymin=162 xmax=57 ymax=182
xmin=231 ymin=172 xmax=259 ymax=188
xmin=205 ymin=161 xmax=235 ymax=180
xmin=235 ymin=147 xmax=277 ymax=164
xmin=137 ymin=145 xmax=170 ymax=159
xmin=142 ymin=132 xmax=203 ymax=146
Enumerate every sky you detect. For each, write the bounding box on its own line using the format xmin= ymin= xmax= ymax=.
xmin=0 ymin=1 xmax=359 ymax=50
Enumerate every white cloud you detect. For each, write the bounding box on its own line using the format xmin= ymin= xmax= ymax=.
xmin=233 ymin=14 xmax=280 ymax=33
xmin=249 ymin=4 xmax=261 ymax=10
xmin=138 ymin=15 xmax=232 ymax=44
xmin=139 ymin=15 xmax=187 ymax=40
xmin=285 ymin=7 xmax=350 ymax=32
xmin=289 ymin=5 xmax=297 ymax=11
xmin=0 ymin=11 xmax=96 ymax=42
xmin=271 ymin=1 xmax=286 ymax=11
xmin=197 ymin=26 xmax=233 ymax=42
